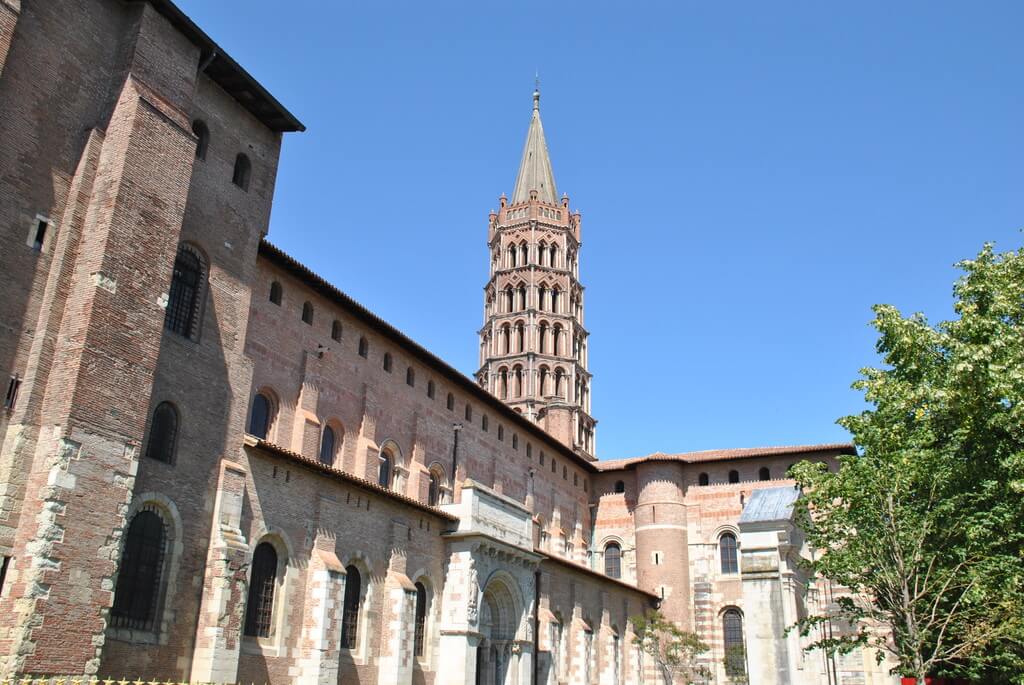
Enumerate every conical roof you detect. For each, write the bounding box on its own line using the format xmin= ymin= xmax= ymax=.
xmin=511 ymin=89 xmax=558 ymax=204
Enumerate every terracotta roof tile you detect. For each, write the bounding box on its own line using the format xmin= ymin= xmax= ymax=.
xmin=595 ymin=443 xmax=855 ymax=471
xmin=246 ymin=436 xmax=459 ymax=521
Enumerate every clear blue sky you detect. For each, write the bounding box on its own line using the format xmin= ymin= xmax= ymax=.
xmin=177 ymin=1 xmax=1023 ymax=460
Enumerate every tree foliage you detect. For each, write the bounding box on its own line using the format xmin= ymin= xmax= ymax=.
xmin=631 ymin=609 xmax=710 ymax=684
xmin=791 ymin=243 xmax=1024 ymax=683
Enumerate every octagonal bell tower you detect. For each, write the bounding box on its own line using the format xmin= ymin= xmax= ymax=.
xmin=476 ymin=88 xmax=596 ymax=458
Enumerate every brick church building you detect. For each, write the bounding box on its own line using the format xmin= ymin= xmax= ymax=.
xmin=0 ymin=1 xmax=897 ymax=683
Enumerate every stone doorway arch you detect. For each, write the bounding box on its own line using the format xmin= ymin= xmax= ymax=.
xmin=475 ymin=574 xmax=522 ymax=685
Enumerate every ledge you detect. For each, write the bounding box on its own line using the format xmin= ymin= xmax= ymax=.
xmin=538 ymin=552 xmax=660 ymax=601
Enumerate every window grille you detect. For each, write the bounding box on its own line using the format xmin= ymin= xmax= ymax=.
xmin=164 ymin=248 xmax=202 ymax=338
xmin=244 ymin=543 xmax=278 ymax=638
xmin=413 ymin=582 xmax=427 ymax=656
xmin=110 ymin=510 xmax=166 ymax=631
xmin=341 ymin=566 xmax=361 ymax=649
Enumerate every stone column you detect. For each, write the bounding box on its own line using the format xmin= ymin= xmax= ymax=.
xmin=435 ymin=547 xmax=482 ymax=683
xmin=189 ymin=464 xmax=251 ymax=684
xmin=376 ymin=520 xmax=416 ymax=685
xmin=294 ymin=541 xmax=346 ymax=685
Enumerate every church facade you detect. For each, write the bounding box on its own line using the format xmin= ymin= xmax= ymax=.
xmin=0 ymin=2 xmax=896 ymax=684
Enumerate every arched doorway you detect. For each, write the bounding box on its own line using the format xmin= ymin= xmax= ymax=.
xmin=475 ymin=576 xmax=520 ymax=685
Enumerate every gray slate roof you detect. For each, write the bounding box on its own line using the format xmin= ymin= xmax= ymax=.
xmin=739 ymin=486 xmax=800 ymax=523
xmin=512 ymin=90 xmax=558 ymax=204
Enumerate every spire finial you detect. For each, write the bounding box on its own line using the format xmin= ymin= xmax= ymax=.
xmin=533 ymin=72 xmax=540 ymax=110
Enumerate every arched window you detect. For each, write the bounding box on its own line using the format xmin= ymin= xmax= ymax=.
xmin=551 ymin=287 xmax=560 ymax=313
xmin=728 ymin=469 xmax=740 ymax=484
xmin=604 ymin=542 xmax=621 ymax=579
xmin=512 ymin=434 xmax=519 ymax=450
xmin=331 ymin=320 xmax=342 ymax=341
xmin=498 ymin=368 xmax=508 ymax=399
xmin=406 ymin=367 xmax=416 ymax=387
xmin=244 ymin=542 xmax=279 ymax=637
xmin=110 ymin=510 xmax=166 ymax=630
xmin=383 ymin=353 xmax=393 ymax=372
xmin=723 ymin=609 xmax=747 ymax=677
xmin=520 ymin=243 xmax=528 ymax=265
xmin=614 ymin=480 xmax=625 ymax=494
xmin=505 ymin=287 xmax=514 ymax=313
xmin=232 ymin=153 xmax=251 ymax=191
xmin=378 ymin=449 xmax=392 ymax=488
xmin=249 ymin=393 xmax=272 ymax=439
xmin=720 ymin=533 xmax=739 ymax=574
xmin=507 ymin=244 xmax=517 ymax=268
xmin=515 ymin=322 xmax=525 ymax=352
xmin=513 ymin=365 xmax=523 ymax=397
xmin=413 ymin=582 xmax=428 ymax=657
xmin=269 ymin=281 xmax=282 ymax=305
xmin=539 ymin=323 xmax=549 ymax=353
xmin=539 ymin=367 xmax=549 ymax=396
xmin=358 ymin=336 xmax=369 ymax=357
xmin=447 ymin=393 xmax=455 ymax=411
xmin=427 ymin=380 xmax=436 ymax=399
xmin=759 ymin=466 xmax=770 ymax=481
xmin=550 ymin=244 xmax=559 ymax=268
xmin=518 ymin=286 xmax=527 ymax=311
xmin=428 ymin=471 xmax=441 ymax=506
xmin=319 ymin=426 xmax=336 ymax=466
xmin=192 ymin=120 xmax=209 ymax=160
xmin=698 ymin=472 xmax=709 ymax=486
xmin=164 ymin=246 xmax=203 ymax=339
xmin=302 ymin=301 xmax=314 ymax=325
xmin=481 ymin=415 xmax=488 ymax=432
xmin=554 ymin=368 xmax=565 ymax=398
xmin=341 ymin=565 xmax=362 ymax=648
xmin=145 ymin=402 xmax=178 ymax=464
xmin=465 ymin=404 xmax=472 ymax=421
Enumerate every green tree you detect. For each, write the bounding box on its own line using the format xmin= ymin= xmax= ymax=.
xmin=631 ymin=609 xmax=711 ymax=684
xmin=791 ymin=243 xmax=1024 ymax=684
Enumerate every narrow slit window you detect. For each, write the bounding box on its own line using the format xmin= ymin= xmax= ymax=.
xmin=31 ymin=219 xmax=48 ymax=251
xmin=4 ymin=376 xmax=21 ymax=411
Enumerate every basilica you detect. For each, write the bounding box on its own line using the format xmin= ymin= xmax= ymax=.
xmin=0 ymin=1 xmax=896 ymax=684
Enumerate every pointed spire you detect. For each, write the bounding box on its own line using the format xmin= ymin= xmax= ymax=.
xmin=512 ymin=86 xmax=558 ymax=204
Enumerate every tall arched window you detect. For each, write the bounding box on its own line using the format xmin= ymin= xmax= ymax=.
xmin=232 ymin=153 xmax=251 ymax=191
xmin=550 ymin=244 xmax=559 ymax=268
xmin=407 ymin=367 xmax=416 ymax=387
xmin=341 ymin=565 xmax=362 ymax=648
xmin=413 ymin=582 xmax=428 ymax=657
xmin=110 ymin=510 xmax=166 ymax=630
xmin=507 ymin=244 xmax=517 ymax=268
xmin=302 ymin=301 xmax=314 ymax=325
xmin=427 ymin=380 xmax=436 ymax=399
xmin=358 ymin=336 xmax=369 ymax=357
xmin=604 ymin=542 xmax=621 ymax=579
xmin=383 ymin=353 xmax=393 ymax=372
xmin=720 ymin=533 xmax=739 ymax=574
xmin=728 ymin=469 xmax=740 ymax=483
xmin=378 ymin=449 xmax=392 ymax=488
xmin=518 ymin=286 xmax=527 ymax=311
xmin=332 ymin=320 xmax=342 ymax=341
xmin=539 ymin=367 xmax=549 ymax=396
xmin=428 ymin=471 xmax=441 ymax=506
xmin=551 ymin=287 xmax=561 ymax=313
xmin=249 ymin=393 xmax=272 ymax=439
xmin=446 ymin=393 xmax=455 ymax=411
xmin=513 ymin=365 xmax=523 ymax=397
xmin=723 ymin=609 xmax=747 ymax=677
xmin=515 ymin=323 xmax=525 ymax=352
xmin=164 ymin=246 xmax=203 ymax=339
xmin=698 ymin=472 xmax=709 ymax=486
xmin=269 ymin=281 xmax=282 ymax=305
xmin=145 ymin=402 xmax=178 ymax=464
xmin=519 ymin=242 xmax=528 ymax=265
xmin=192 ymin=120 xmax=210 ymax=160
xmin=553 ymin=325 xmax=562 ymax=356
xmin=319 ymin=426 xmax=336 ymax=466
xmin=759 ymin=466 xmax=770 ymax=481
xmin=614 ymin=480 xmax=625 ymax=493
xmin=244 ymin=542 xmax=279 ymax=637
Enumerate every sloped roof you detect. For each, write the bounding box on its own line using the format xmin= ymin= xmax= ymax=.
xmin=595 ymin=443 xmax=855 ymax=471
xmin=739 ymin=485 xmax=800 ymax=523
xmin=511 ymin=90 xmax=558 ymax=204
